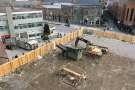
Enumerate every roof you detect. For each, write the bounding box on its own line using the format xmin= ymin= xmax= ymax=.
xmin=44 ymin=0 xmax=101 ymax=5
xmin=0 ymin=7 xmax=42 ymax=15
xmin=42 ymin=2 xmax=74 ymax=9
xmin=54 ymin=3 xmax=74 ymax=6
xmin=129 ymin=0 xmax=135 ymax=2
xmin=78 ymin=0 xmax=101 ymax=5
xmin=28 ymin=40 xmax=38 ymax=45
xmin=42 ymin=4 xmax=61 ymax=9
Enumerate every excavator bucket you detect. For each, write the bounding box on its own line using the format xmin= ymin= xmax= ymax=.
xmin=56 ymin=44 xmax=83 ymax=60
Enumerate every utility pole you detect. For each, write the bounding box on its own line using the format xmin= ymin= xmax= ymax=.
xmin=6 ymin=7 xmax=14 ymax=36
xmin=5 ymin=0 xmax=15 ymax=36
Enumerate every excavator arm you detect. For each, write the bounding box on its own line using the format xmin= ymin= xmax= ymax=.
xmin=75 ymin=37 xmax=109 ymax=55
xmin=75 ymin=37 xmax=92 ymax=47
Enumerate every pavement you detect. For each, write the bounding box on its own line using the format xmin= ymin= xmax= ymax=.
xmin=83 ymin=34 xmax=135 ymax=60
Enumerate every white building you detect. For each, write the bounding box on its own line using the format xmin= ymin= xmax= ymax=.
xmin=0 ymin=7 xmax=43 ymax=40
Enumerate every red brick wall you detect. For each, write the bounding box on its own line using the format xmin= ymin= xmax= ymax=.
xmin=124 ymin=2 xmax=135 ymax=26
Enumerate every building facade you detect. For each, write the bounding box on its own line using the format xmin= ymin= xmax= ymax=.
xmin=123 ymin=1 xmax=135 ymax=27
xmin=42 ymin=0 xmax=102 ymax=26
xmin=109 ymin=0 xmax=135 ymax=33
xmin=0 ymin=7 xmax=43 ymax=39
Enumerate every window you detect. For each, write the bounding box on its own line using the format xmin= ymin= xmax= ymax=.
xmin=14 ymin=26 xmax=18 ymax=29
xmin=37 ymin=22 xmax=42 ymax=26
xmin=14 ymin=22 xmax=43 ymax=29
xmin=126 ymin=8 xmax=129 ymax=20
xmin=20 ymin=32 xmax=28 ymax=38
xmin=29 ymin=34 xmax=36 ymax=37
xmin=23 ymin=24 xmax=27 ymax=28
xmin=130 ymin=8 xmax=134 ymax=21
xmin=0 ymin=26 xmax=6 ymax=31
xmin=28 ymin=23 xmax=33 ymax=28
xmin=13 ymin=13 xmax=42 ymax=20
xmin=0 ymin=16 xmax=6 ymax=21
xmin=37 ymin=33 xmax=41 ymax=36
xmin=22 ymin=16 xmax=25 ymax=19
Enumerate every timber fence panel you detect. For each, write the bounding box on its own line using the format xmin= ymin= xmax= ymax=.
xmin=60 ymin=37 xmax=64 ymax=44
xmin=34 ymin=48 xmax=40 ymax=58
xmin=10 ymin=59 xmax=20 ymax=71
xmin=108 ymin=31 xmax=116 ymax=39
xmin=121 ymin=34 xmax=132 ymax=42
xmin=73 ymin=32 xmax=76 ymax=39
xmin=114 ymin=33 xmax=125 ymax=41
xmin=19 ymin=56 xmax=28 ymax=66
xmin=40 ymin=45 xmax=45 ymax=56
xmin=70 ymin=32 xmax=73 ymax=41
xmin=32 ymin=50 xmax=36 ymax=60
xmin=29 ymin=51 xmax=35 ymax=61
xmin=50 ymin=42 xmax=55 ymax=50
xmin=103 ymin=31 xmax=112 ymax=39
xmin=63 ymin=36 xmax=67 ymax=44
xmin=49 ymin=42 xmax=54 ymax=51
xmin=131 ymin=36 xmax=135 ymax=43
xmin=74 ymin=31 xmax=78 ymax=39
xmin=88 ymin=29 xmax=135 ymax=44
xmin=0 ymin=62 xmax=12 ymax=76
xmin=43 ymin=44 xmax=49 ymax=54
xmin=0 ymin=65 xmax=5 ymax=76
xmin=67 ymin=34 xmax=70 ymax=42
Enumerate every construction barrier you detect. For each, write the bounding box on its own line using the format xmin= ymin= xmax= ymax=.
xmin=86 ymin=29 xmax=135 ymax=44
xmin=0 ymin=28 xmax=84 ymax=77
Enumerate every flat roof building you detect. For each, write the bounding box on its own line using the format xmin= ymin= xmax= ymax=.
xmin=0 ymin=7 xmax=43 ymax=39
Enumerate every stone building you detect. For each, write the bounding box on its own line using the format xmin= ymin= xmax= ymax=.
xmin=43 ymin=0 xmax=102 ymax=26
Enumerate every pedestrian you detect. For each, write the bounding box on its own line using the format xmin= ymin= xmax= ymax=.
xmin=104 ymin=28 xmax=106 ymax=32
xmin=15 ymin=55 xmax=18 ymax=58
xmin=110 ymin=27 xmax=113 ymax=31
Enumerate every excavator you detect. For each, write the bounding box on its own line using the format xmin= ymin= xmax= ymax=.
xmin=56 ymin=37 xmax=108 ymax=60
xmin=56 ymin=44 xmax=83 ymax=60
xmin=75 ymin=37 xmax=109 ymax=57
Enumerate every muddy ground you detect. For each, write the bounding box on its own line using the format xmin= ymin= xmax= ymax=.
xmin=0 ymin=49 xmax=135 ymax=90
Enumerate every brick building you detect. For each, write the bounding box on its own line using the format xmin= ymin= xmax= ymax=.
xmin=123 ymin=1 xmax=135 ymax=27
xmin=109 ymin=0 xmax=135 ymax=33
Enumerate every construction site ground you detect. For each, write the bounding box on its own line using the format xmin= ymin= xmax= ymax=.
xmin=1 ymin=35 xmax=135 ymax=90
